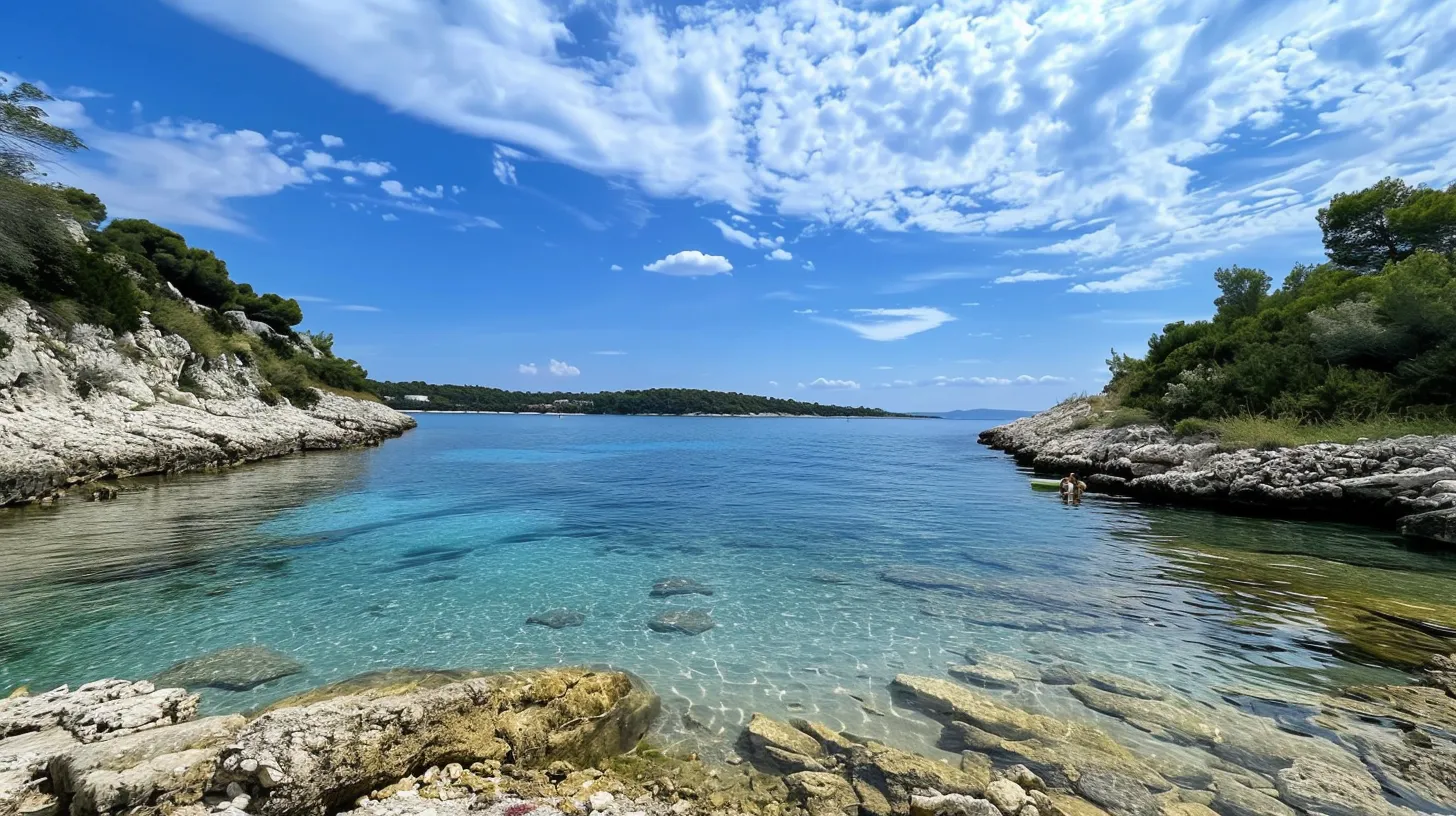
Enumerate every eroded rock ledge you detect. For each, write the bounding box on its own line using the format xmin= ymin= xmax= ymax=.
xmin=977 ymin=399 xmax=1456 ymax=544
xmin=4 ymin=656 xmax=1454 ymax=816
xmin=0 ymin=300 xmax=414 ymax=507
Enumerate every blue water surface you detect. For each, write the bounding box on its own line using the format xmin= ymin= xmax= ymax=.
xmin=3 ymin=414 xmax=1453 ymax=759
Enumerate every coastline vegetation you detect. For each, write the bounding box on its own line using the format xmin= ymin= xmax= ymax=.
xmin=1101 ymin=176 xmax=1456 ymax=447
xmin=370 ymin=381 xmax=908 ymax=417
xmin=0 ymin=78 xmax=371 ymax=407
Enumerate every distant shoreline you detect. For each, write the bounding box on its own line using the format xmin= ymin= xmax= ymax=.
xmin=398 ymin=410 xmax=934 ymax=418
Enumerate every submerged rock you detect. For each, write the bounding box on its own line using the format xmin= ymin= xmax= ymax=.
xmin=1084 ymin=672 xmax=1165 ymax=701
xmin=1274 ymin=756 xmax=1407 ymax=816
xmin=525 ymin=609 xmax=587 ymax=629
xmin=154 ymin=646 xmax=304 ymax=692
xmin=808 ymin=570 xmax=852 ymax=585
xmin=647 ymin=610 xmax=716 ymax=636
xmin=877 ymin=565 xmax=979 ymax=594
xmin=1071 ymin=768 xmax=1159 ymax=816
xmin=648 ymin=577 xmax=714 ymax=598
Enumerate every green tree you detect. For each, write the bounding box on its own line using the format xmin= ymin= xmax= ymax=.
xmin=1 ymin=79 xmax=85 ymax=179
xmin=1212 ymin=266 xmax=1270 ymax=322
xmin=1387 ymin=184 xmax=1456 ymax=256
xmin=1317 ymin=177 xmax=1415 ymax=271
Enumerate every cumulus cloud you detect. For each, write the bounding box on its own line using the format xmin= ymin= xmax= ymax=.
xmin=609 ymin=264 xmax=623 ymax=271
xmin=709 ymin=218 xmax=759 ymax=249
xmin=643 ymin=250 xmax=733 ymax=277
xmin=548 ymin=359 xmax=580 ymax=376
xmin=994 ymin=270 xmax=1074 ymax=284
xmin=807 ymin=378 xmax=860 ymax=390
xmin=519 ymin=363 xmax=538 ymax=375
xmin=815 ymin=307 xmax=955 ymax=342
xmin=320 ymin=134 xmax=344 ymax=148
xmin=415 ymin=184 xmax=445 ymax=199
xmin=765 ymin=248 xmax=793 ymax=261
xmin=1023 ymin=225 xmax=1122 ymax=258
xmin=380 ymin=213 xmax=398 ymax=222
xmin=379 ymin=179 xmax=412 ymax=198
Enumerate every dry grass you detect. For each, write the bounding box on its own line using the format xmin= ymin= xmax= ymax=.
xmin=1212 ymin=415 xmax=1456 ymax=450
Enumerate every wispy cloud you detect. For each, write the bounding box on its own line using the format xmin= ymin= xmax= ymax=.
xmin=993 ymin=270 xmax=1073 ymax=284
xmin=337 ymin=304 xmax=382 ymax=312
xmin=815 ymin=307 xmax=955 ymax=342
xmin=591 ymin=350 xmax=627 ymax=356
xmin=492 ymin=145 xmax=519 ymax=185
xmin=804 ymin=378 xmax=860 ymax=390
xmin=519 ymin=363 xmax=538 ymax=375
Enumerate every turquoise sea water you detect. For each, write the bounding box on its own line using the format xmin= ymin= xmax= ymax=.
xmin=4 ymin=414 xmax=1455 ymax=761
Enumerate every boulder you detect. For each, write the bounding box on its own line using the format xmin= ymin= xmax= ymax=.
xmin=216 ymin=668 xmax=658 ymax=816
xmin=1209 ymin=772 xmax=1293 ymax=816
xmin=982 ymin=778 xmax=1028 ymax=814
xmin=744 ymin=715 xmax=826 ymax=772
xmin=647 ymin=610 xmax=715 ymax=636
xmin=153 ymin=646 xmax=304 ymax=692
xmin=648 ymin=578 xmax=713 ymax=598
xmin=908 ymin=793 xmax=998 ymax=816
xmin=1339 ymin=468 xmax=1456 ymax=502
xmin=1400 ymin=507 xmax=1456 ymax=545
xmin=525 ymin=610 xmax=587 ymax=630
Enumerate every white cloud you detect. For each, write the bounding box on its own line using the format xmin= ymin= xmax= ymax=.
xmin=492 ymin=145 xmax=518 ymax=185
xmin=320 ymin=134 xmax=345 ymax=148
xmin=1023 ymin=225 xmax=1122 ymax=258
xmin=993 ymin=270 xmax=1073 ymax=284
xmin=117 ymin=0 xmax=1456 ymax=290
xmin=962 ymin=302 xmax=980 ymax=307
xmin=709 ymin=218 xmax=759 ymax=249
xmin=1068 ymin=249 xmax=1225 ymax=294
xmin=767 ymin=380 xmax=779 ymax=387
xmin=380 ymin=179 xmax=412 ymax=198
xmin=41 ymin=111 xmax=313 ymax=233
xmin=730 ymin=215 xmax=749 ymax=224
xmin=1015 ymin=375 xmax=1071 ymax=385
xmin=815 ymin=307 xmax=955 ymax=342
xmin=337 ymin=304 xmax=382 ymax=311
xmin=873 ymin=366 xmax=893 ymax=370
xmin=802 ymin=261 xmax=815 ymax=271
xmin=415 ymin=185 xmax=444 ymax=199
xmin=301 ymin=150 xmax=392 ymax=176
xmin=62 ymin=86 xmax=111 ymax=99
xmin=548 ymin=359 xmax=580 ymax=376
xmin=451 ymin=185 xmax=466 ymax=194
xmin=519 ymin=363 xmax=538 ymax=375
xmin=643 ymin=250 xmax=733 ymax=277
xmin=609 ymin=264 xmax=623 ymax=271
xmin=591 ymin=350 xmax=626 ymax=356
xmin=270 ymin=130 xmax=299 ymax=140
xmin=765 ymin=248 xmax=793 ymax=261
xmin=342 ymin=175 xmax=359 ymax=185
xmin=807 ymin=378 xmax=860 ymax=390
xmin=380 ymin=213 xmax=398 ymax=222
xmin=792 ymin=308 xmax=818 ymax=314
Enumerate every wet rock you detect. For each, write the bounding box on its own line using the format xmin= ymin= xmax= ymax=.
xmin=525 ymin=609 xmax=587 ymax=630
xmin=1069 ymin=768 xmax=1158 ymax=816
xmin=808 ymin=570 xmax=852 ymax=585
xmin=983 ymin=779 xmax=1029 ymax=814
xmin=1209 ymin=772 xmax=1294 ymax=816
xmin=878 ymin=566 xmax=979 ymax=594
xmin=1342 ymin=728 xmax=1456 ymax=810
xmin=949 ymin=666 xmax=1019 ymax=691
xmin=889 ymin=676 xmax=1166 ymax=791
xmin=1066 ymin=686 xmax=1220 ymax=747
xmin=1084 ymin=673 xmax=1164 ymax=701
xmin=744 ymin=715 xmax=826 ymax=773
xmin=785 ymin=771 xmax=858 ymax=816
xmin=217 ymin=668 xmax=658 ymax=816
xmin=1274 ymin=756 xmax=1409 ymax=816
xmin=647 ymin=610 xmax=715 ymax=636
xmin=1044 ymin=793 xmax=1112 ymax=816
xmin=1037 ymin=665 xmax=1088 ymax=687
xmin=996 ymin=765 xmax=1044 ymax=793
xmin=154 ymin=646 xmax=305 ymax=692
xmin=1327 ymin=683 xmax=1456 ymax=735
xmin=648 ymin=578 xmax=714 ymax=598
xmin=1161 ymin=805 xmax=1218 ymax=816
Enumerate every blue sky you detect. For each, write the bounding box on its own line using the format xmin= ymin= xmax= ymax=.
xmin=8 ymin=0 xmax=1455 ymax=412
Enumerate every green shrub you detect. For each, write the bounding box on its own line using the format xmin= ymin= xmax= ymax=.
xmin=300 ymin=354 xmax=369 ymax=392
xmin=1172 ymin=418 xmax=1215 ymax=438
xmin=257 ymin=351 xmax=319 ymax=408
xmin=0 ymin=327 xmax=10 ymax=357
xmin=147 ymin=299 xmax=224 ymax=358
xmin=1104 ymin=407 xmax=1156 ymax=428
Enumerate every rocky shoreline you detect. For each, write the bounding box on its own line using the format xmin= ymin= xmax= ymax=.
xmin=4 ymin=650 xmax=1454 ymax=816
xmin=977 ymin=399 xmax=1456 ymax=545
xmin=0 ymin=300 xmax=414 ymax=507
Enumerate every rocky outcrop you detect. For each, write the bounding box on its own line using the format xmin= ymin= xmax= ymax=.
xmin=0 ymin=300 xmax=414 ymax=507
xmin=978 ymin=399 xmax=1456 ymax=539
xmin=0 ymin=668 xmax=659 ymax=816
xmin=153 ymin=647 xmax=304 ymax=693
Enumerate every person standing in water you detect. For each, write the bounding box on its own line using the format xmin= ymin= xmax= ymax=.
xmin=1060 ymin=472 xmax=1085 ymax=505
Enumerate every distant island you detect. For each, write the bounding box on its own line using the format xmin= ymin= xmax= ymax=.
xmin=914 ymin=409 xmax=1039 ymax=420
xmin=369 ymin=381 xmax=911 ymax=417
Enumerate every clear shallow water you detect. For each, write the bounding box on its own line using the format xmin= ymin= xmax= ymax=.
xmin=4 ymin=414 xmax=1456 ymax=761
